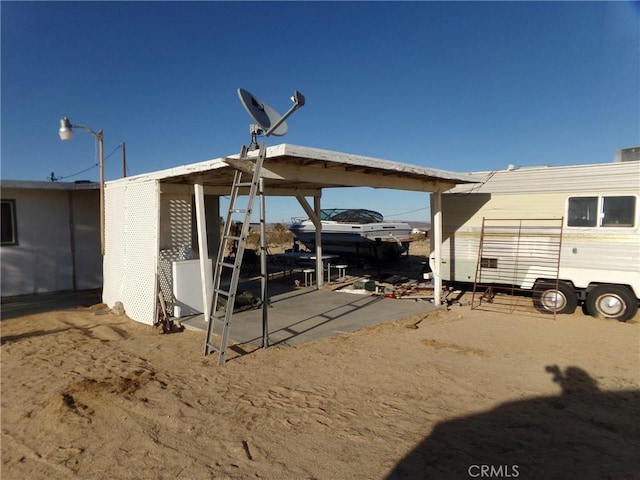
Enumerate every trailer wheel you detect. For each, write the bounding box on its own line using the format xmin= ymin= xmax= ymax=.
xmin=585 ymin=285 xmax=638 ymax=322
xmin=532 ymin=281 xmax=577 ymax=315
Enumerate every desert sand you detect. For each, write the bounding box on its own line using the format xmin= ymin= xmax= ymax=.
xmin=2 ymin=243 xmax=639 ymax=479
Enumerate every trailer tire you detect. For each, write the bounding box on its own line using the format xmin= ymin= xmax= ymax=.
xmin=532 ymin=281 xmax=577 ymax=315
xmin=585 ymin=285 xmax=638 ymax=322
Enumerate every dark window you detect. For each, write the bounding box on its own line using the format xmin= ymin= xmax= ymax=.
xmin=602 ymin=196 xmax=635 ymax=227
xmin=1 ymin=199 xmax=18 ymax=246
xmin=567 ymin=197 xmax=598 ymax=227
xmin=481 ymin=257 xmax=498 ymax=269
xmin=567 ymin=196 xmax=636 ymax=228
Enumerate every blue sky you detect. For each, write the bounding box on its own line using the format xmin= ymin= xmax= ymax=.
xmin=2 ymin=1 xmax=638 ymax=223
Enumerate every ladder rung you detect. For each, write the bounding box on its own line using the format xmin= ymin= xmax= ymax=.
xmin=216 ymin=289 xmax=231 ymax=298
xmin=205 ymin=342 xmax=224 ymax=354
xmin=218 ymin=261 xmax=236 ymax=269
xmin=236 ymin=182 xmax=255 ymax=187
xmin=230 ymin=209 xmax=249 ymax=214
xmin=223 ymin=235 xmax=242 ymax=242
xmin=209 ymin=315 xmax=228 ymax=325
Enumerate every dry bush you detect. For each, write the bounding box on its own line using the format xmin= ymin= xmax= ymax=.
xmin=245 ymin=226 xmax=295 ymax=249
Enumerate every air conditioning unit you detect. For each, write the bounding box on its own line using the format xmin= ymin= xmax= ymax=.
xmin=614 ymin=147 xmax=640 ymax=162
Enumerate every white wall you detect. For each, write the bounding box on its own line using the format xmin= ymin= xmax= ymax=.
xmin=0 ymin=187 xmax=101 ymax=296
xmin=71 ymin=189 xmax=103 ymax=289
xmin=103 ymin=179 xmax=223 ymax=325
xmin=103 ymin=180 xmax=160 ymax=325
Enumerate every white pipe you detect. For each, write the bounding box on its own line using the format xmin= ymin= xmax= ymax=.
xmin=314 ymin=195 xmax=323 ymax=287
xmin=194 ymin=183 xmax=212 ymax=323
xmin=432 ymin=191 xmax=443 ymax=305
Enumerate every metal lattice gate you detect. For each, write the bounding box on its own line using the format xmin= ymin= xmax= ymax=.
xmin=471 ymin=218 xmax=564 ymax=318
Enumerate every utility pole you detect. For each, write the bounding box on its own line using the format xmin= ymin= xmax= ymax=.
xmin=121 ymin=141 xmax=127 ymax=177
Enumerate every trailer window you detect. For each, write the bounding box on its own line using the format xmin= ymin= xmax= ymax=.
xmin=567 ymin=197 xmax=597 ymax=227
xmin=481 ymin=257 xmax=498 ymax=269
xmin=567 ymin=196 xmax=636 ymax=228
xmin=602 ymin=196 xmax=635 ymax=227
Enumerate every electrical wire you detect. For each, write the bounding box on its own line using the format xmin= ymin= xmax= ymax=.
xmin=102 ymin=144 xmax=122 ymax=162
xmin=465 ymin=170 xmax=497 ymax=194
xmin=51 ymin=163 xmax=98 ymax=181
xmin=49 ymin=143 xmax=123 ymax=181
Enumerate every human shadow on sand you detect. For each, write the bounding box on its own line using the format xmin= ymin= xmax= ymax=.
xmin=385 ymin=365 xmax=640 ymax=480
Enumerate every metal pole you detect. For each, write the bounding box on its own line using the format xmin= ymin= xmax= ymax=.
xmin=264 ymin=91 xmax=305 ymax=137
xmin=58 ymin=119 xmax=106 ymax=256
xmin=314 ymin=195 xmax=323 ymax=288
xmin=259 ymin=178 xmax=269 ymax=348
xmin=98 ymin=130 xmax=105 ymax=256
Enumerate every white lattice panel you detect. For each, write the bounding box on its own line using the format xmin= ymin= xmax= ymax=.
xmin=103 ymin=183 xmax=128 ymax=306
xmin=124 ymin=181 xmax=159 ymax=324
xmin=159 ymin=195 xmax=192 ymax=249
xmin=157 ymin=195 xmax=196 ymax=315
xmin=158 ymin=246 xmax=194 ymax=316
xmin=103 ymin=180 xmax=159 ymax=325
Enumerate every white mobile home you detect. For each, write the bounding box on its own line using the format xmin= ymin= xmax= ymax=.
xmin=0 ymin=180 xmax=102 ymax=297
xmin=431 ymin=160 xmax=640 ymax=321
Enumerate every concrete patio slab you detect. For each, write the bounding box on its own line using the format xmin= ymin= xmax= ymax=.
xmin=178 ymin=288 xmax=441 ymax=347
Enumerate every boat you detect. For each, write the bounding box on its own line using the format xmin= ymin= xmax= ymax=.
xmin=288 ymin=208 xmax=413 ymax=259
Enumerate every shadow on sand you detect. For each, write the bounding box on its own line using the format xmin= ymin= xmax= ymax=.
xmin=385 ymin=365 xmax=640 ymax=480
xmin=1 ymin=289 xmax=103 ymax=321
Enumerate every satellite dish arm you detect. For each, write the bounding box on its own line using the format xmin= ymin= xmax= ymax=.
xmin=264 ymin=90 xmax=305 ymax=137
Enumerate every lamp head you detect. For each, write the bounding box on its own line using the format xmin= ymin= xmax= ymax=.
xmin=58 ymin=117 xmax=73 ymax=141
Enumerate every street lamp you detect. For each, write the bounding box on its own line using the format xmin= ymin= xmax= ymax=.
xmin=58 ymin=117 xmax=105 ymax=255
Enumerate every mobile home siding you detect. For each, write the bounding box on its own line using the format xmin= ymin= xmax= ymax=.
xmin=447 ymin=161 xmax=639 ymax=195
xmin=0 ymin=185 xmax=101 ymax=296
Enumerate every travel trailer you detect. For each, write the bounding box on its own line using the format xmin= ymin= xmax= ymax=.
xmin=430 ymin=159 xmax=640 ymax=321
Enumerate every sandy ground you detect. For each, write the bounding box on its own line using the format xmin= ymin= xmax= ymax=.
xmin=2 ymin=302 xmax=638 ymax=479
xmin=2 ymin=241 xmax=639 ymax=479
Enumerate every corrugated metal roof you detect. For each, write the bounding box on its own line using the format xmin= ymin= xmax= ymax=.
xmin=448 ymin=161 xmax=640 ymax=195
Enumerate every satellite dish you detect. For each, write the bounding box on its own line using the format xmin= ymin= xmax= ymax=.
xmin=238 ymin=88 xmax=288 ymax=136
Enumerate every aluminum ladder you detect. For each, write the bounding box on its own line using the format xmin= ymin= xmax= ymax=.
xmin=204 ymin=143 xmax=266 ymax=365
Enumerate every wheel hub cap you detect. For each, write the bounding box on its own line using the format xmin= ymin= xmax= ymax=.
xmin=598 ymin=295 xmax=624 ymax=316
xmin=542 ymin=291 xmax=566 ymax=310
